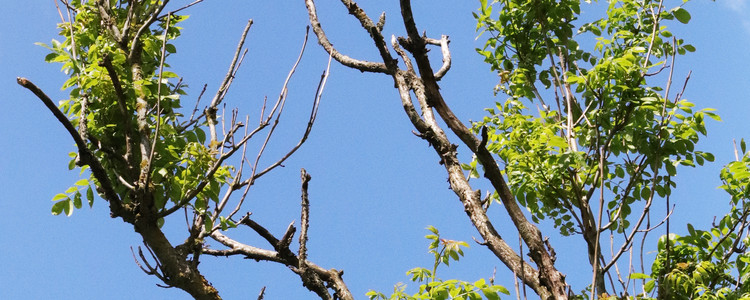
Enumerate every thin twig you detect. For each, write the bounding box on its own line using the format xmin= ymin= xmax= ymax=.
xmin=160 ymin=0 xmax=204 ymax=18
xmin=146 ymin=13 xmax=172 ymax=185
xmin=225 ymin=31 xmax=327 ymax=221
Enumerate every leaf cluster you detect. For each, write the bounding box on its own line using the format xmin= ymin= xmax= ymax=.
xmin=367 ymin=226 xmax=509 ymax=300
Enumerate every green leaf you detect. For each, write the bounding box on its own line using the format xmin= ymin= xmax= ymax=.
xmin=44 ymin=52 xmax=59 ymax=62
xmin=165 ymin=44 xmax=176 ymax=53
xmin=449 ymin=250 xmax=460 ymax=261
xmin=74 ymin=179 xmax=89 ymax=186
xmin=703 ymin=152 xmax=715 ymax=162
xmin=673 ymin=8 xmax=691 ymax=24
xmin=161 ymin=71 xmax=179 ymax=78
xmin=52 ymin=193 xmax=68 ymax=201
xmin=221 ymin=216 xmax=228 ymax=231
xmin=644 ymin=279 xmax=655 ymax=293
xmin=66 ymin=198 xmax=74 ymax=216
xmin=629 ymin=272 xmax=650 ymax=279
xmin=72 ymin=191 xmax=82 ymax=209
xmin=51 ymin=199 xmax=68 ymax=215
xmin=473 ymin=278 xmax=486 ymax=288
xmin=204 ymin=213 xmax=213 ymax=232
xmin=195 ymin=128 xmax=206 ymax=144
xmin=426 ymin=226 xmax=439 ymax=235
xmin=86 ymin=186 xmax=95 ymax=208
xmin=65 ymin=185 xmax=78 ymax=194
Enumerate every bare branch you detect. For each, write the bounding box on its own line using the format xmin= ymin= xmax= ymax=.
xmin=225 ymin=52 xmax=331 ymax=221
xmin=304 ymin=0 xmax=391 ymax=73
xmin=184 ymin=84 xmax=208 ymax=129
xmin=207 ymin=231 xmax=285 ymax=263
xmin=207 ymin=19 xmax=253 ymax=148
xmin=247 ymin=52 xmax=329 ymax=181
xmin=398 ymin=0 xmax=566 ymax=297
xmin=303 ymin=0 xmax=567 ymax=297
xmin=161 ymin=0 xmax=205 ymax=18
xmin=298 ymin=169 xmax=312 ymax=263
xmin=206 ymin=217 xmax=353 ymax=300
xmin=278 ymin=222 xmax=297 ymax=250
xmin=425 ymin=35 xmax=451 ymax=80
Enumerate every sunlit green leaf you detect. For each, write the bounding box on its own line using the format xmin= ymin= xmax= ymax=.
xmin=673 ymin=8 xmax=691 ymax=24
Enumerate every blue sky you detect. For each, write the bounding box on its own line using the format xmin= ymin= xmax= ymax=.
xmin=1 ymin=1 xmax=748 ymax=299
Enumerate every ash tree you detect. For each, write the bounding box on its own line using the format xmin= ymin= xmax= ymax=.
xmin=18 ymin=1 xmax=350 ymax=299
xmin=18 ymin=0 xmax=750 ymax=300
xmin=303 ymin=0 xmax=748 ymax=299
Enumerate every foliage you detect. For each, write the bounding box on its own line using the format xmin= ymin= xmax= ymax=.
xmin=367 ymin=226 xmax=509 ymax=300
xmin=636 ymin=142 xmax=750 ymax=299
xmin=24 ymin=1 xmax=332 ymax=299
xmin=470 ymin=0 xmax=723 ymax=296
xmin=37 ymin=1 xmax=233 ymax=220
xmin=473 ymin=0 xmax=717 ymax=234
xmin=23 ymin=0 xmax=745 ymax=299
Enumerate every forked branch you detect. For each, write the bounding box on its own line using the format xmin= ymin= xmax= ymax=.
xmin=303 ymin=0 xmax=568 ymax=298
xmin=204 ymin=170 xmax=353 ymax=300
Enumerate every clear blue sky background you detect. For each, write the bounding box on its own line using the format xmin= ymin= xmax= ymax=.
xmin=1 ymin=1 xmax=747 ymax=299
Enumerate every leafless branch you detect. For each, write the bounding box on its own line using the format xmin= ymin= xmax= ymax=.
xmin=160 ymin=0 xmax=205 ymax=18
xmin=247 ymin=52 xmax=329 ymax=181
xmin=425 ymin=35 xmax=451 ymax=80
xmin=184 ymin=84 xmax=208 ymax=129
xmin=204 ymin=185 xmax=354 ymax=300
xmin=304 ymin=0 xmax=392 ymax=73
xmin=131 ymin=245 xmax=169 ymax=285
xmin=225 ymin=51 xmax=330 ymax=221
xmin=302 ymin=0 xmax=568 ymax=297
xmin=400 ymin=0 xmax=566 ymax=297
xmin=299 ymin=169 xmax=312 ymax=264
xmin=207 ymin=19 xmax=253 ymax=148
xmin=207 ymin=231 xmax=285 ymax=263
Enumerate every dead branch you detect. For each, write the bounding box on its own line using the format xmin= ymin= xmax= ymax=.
xmin=303 ymin=0 xmax=569 ymax=298
xmin=425 ymin=35 xmax=451 ymax=80
xmin=299 ymin=168 xmax=312 ymax=264
xmin=225 ymin=52 xmax=330 ymax=221
xmin=207 ymin=19 xmax=253 ymax=148
xmin=304 ymin=0 xmax=392 ymax=73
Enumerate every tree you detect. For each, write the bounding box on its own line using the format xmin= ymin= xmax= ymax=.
xmin=302 ymin=0 xmax=745 ymax=299
xmin=15 ymin=0 xmax=748 ymax=299
xmin=17 ymin=1 xmax=348 ymax=299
